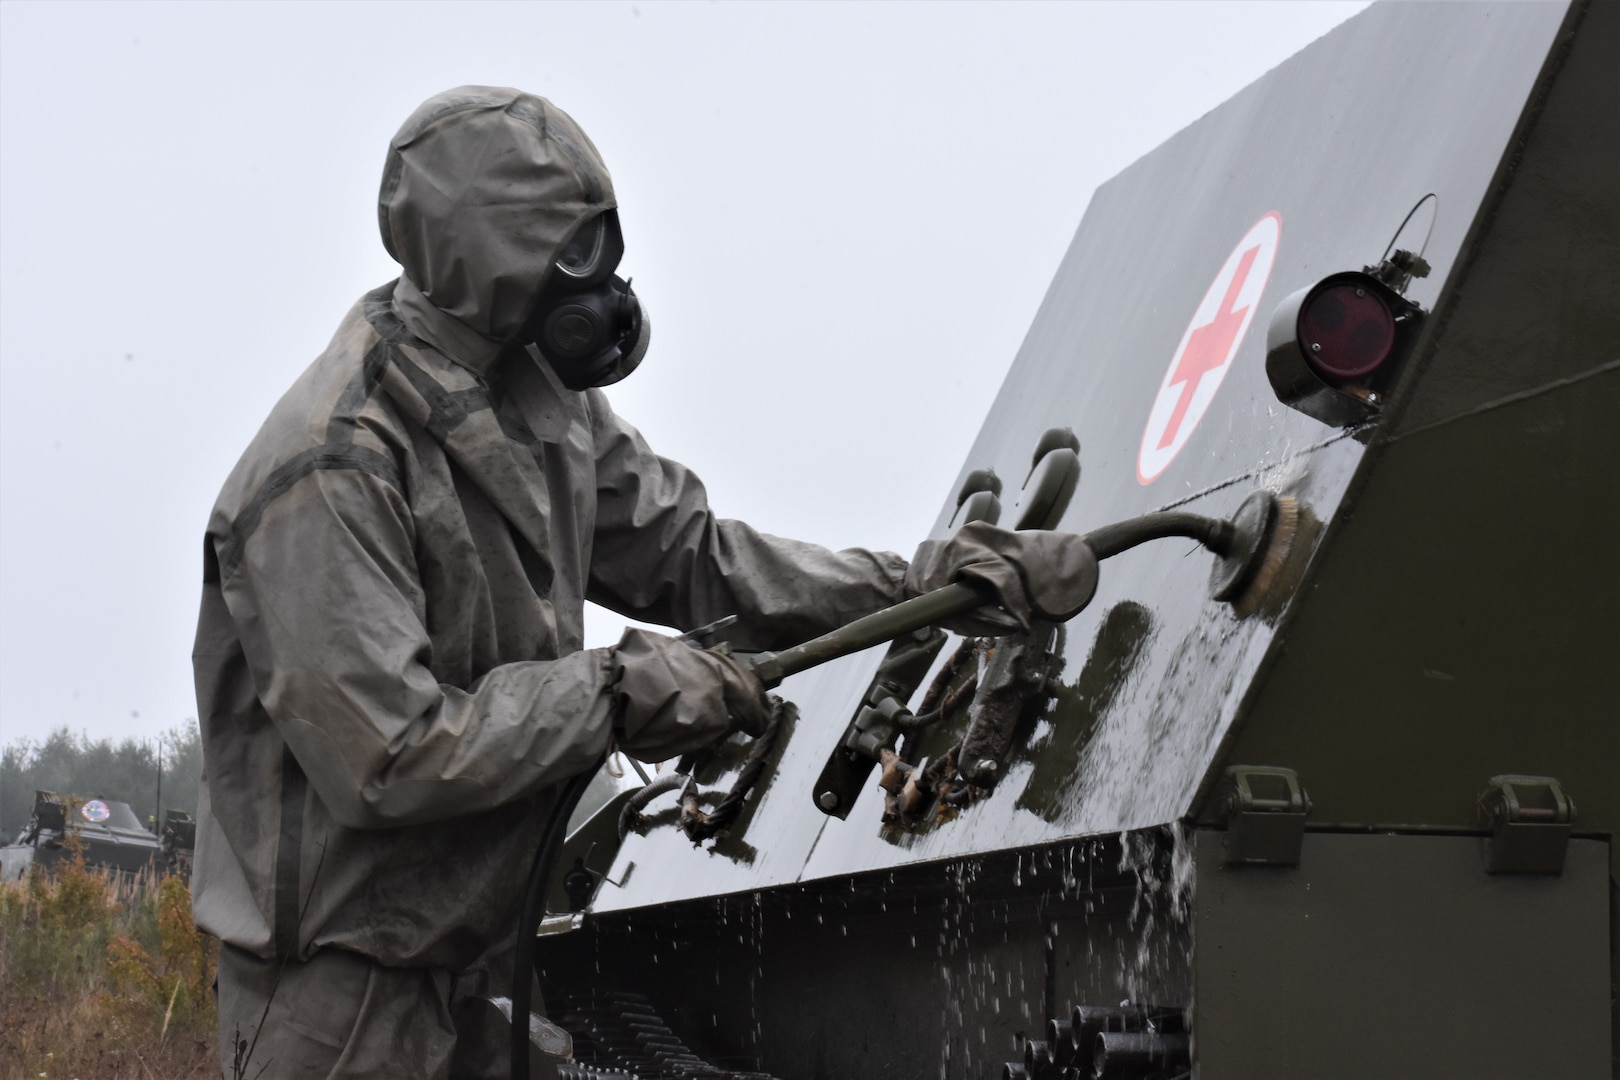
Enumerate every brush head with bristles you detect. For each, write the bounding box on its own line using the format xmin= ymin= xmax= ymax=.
xmin=1229 ymin=495 xmax=1300 ymax=618
xmin=1208 ymin=492 xmax=1301 ymax=616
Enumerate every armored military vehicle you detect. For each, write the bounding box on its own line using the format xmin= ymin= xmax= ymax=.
xmin=0 ymin=790 xmax=179 ymax=880
xmin=527 ymin=2 xmax=1617 ymax=1076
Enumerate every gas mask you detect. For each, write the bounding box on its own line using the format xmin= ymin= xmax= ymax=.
xmin=522 ymin=209 xmax=650 ymax=391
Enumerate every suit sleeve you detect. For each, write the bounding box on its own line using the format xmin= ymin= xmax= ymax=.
xmin=218 ymin=460 xmax=614 ymax=830
xmin=584 ymin=392 xmax=908 ymax=651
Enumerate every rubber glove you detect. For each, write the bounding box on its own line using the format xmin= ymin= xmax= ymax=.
xmin=610 ymin=628 xmax=772 ymax=762
xmin=905 ymin=522 xmax=1098 ymax=636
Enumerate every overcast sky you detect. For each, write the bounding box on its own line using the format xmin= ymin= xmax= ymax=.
xmin=0 ymin=0 xmax=1368 ymax=747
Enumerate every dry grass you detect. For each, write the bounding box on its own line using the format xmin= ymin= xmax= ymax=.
xmin=0 ymin=849 xmax=217 ymax=1080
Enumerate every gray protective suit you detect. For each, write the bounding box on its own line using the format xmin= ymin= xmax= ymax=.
xmin=193 ymin=86 xmax=1097 ymax=1078
xmin=192 ymin=87 xmax=908 ymax=1077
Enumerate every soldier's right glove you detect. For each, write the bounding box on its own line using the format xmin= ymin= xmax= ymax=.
xmin=905 ymin=521 xmax=1099 ymax=636
xmin=609 ymin=628 xmax=773 ymax=763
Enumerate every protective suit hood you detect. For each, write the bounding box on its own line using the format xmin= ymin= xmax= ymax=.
xmin=379 ymin=86 xmax=616 ymax=374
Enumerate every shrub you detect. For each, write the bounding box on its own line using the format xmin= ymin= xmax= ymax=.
xmin=0 ymin=850 xmax=216 ymax=1079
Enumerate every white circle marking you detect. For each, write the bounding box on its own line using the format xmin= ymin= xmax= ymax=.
xmin=1137 ymin=212 xmax=1281 ymax=484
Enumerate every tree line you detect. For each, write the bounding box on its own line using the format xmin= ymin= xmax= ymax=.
xmin=0 ymin=722 xmax=201 ymax=838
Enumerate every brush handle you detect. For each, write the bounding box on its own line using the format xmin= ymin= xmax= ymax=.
xmin=745 ymin=510 xmax=1235 ymax=688
xmin=747 ymin=580 xmax=991 ymax=688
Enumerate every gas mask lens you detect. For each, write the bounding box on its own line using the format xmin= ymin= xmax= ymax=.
xmin=553 ymin=210 xmax=623 ymax=286
xmin=556 ymin=215 xmax=607 ymax=279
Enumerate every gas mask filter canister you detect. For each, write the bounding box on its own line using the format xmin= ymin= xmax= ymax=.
xmin=525 ymin=210 xmax=650 ymax=390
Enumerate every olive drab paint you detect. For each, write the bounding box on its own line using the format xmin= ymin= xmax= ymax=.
xmin=1137 ymin=212 xmax=1280 ymax=484
xmin=529 ymin=3 xmax=1618 ymax=1077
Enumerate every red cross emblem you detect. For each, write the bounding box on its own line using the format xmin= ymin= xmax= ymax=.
xmin=1138 ymin=212 xmax=1281 ymax=484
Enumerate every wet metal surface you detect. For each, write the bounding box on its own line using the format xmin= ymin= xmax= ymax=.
xmin=543 ymin=834 xmax=1195 ymax=1080
xmin=593 ymin=1 xmax=1573 ymax=914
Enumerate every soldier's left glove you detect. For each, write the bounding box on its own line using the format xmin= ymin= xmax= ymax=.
xmin=905 ymin=522 xmax=1099 ymax=636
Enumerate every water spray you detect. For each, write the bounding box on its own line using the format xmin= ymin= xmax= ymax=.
xmin=512 ymin=492 xmax=1301 ymax=1077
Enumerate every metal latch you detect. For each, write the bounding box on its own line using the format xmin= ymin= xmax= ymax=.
xmin=843 ymin=695 xmax=911 ymax=761
xmin=1219 ymin=766 xmax=1310 ymax=866
xmin=812 ymin=626 xmax=946 ymax=817
xmin=1478 ymin=774 xmax=1574 ymax=875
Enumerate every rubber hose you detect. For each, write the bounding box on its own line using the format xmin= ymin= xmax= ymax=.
xmin=1082 ymin=511 xmax=1232 ymax=560
xmin=511 ymin=766 xmax=598 ymax=1080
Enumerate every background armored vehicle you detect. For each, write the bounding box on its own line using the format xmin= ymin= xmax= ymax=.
xmin=530 ymin=2 xmax=1617 ymax=1076
xmin=0 ymin=790 xmax=186 ymax=881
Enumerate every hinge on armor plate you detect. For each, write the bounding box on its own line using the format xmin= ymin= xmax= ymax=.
xmin=1478 ymin=774 xmax=1574 ymax=875
xmin=1219 ymin=766 xmax=1310 ymax=867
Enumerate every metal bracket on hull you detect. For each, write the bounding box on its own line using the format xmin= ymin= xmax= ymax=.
xmin=1478 ymin=774 xmax=1574 ymax=875
xmin=1218 ymin=766 xmax=1311 ymax=867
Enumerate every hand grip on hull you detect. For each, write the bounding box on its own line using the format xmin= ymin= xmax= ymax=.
xmin=790 ymin=492 xmax=1300 ymax=821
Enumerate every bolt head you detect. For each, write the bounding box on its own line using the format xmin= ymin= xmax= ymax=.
xmin=817 ymin=791 xmax=840 ymax=811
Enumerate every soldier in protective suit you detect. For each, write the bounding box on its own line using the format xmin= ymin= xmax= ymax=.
xmin=192 ymin=86 xmax=1097 ymax=1079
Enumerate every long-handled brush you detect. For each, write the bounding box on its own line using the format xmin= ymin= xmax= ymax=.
xmin=746 ymin=491 xmax=1300 ymax=689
